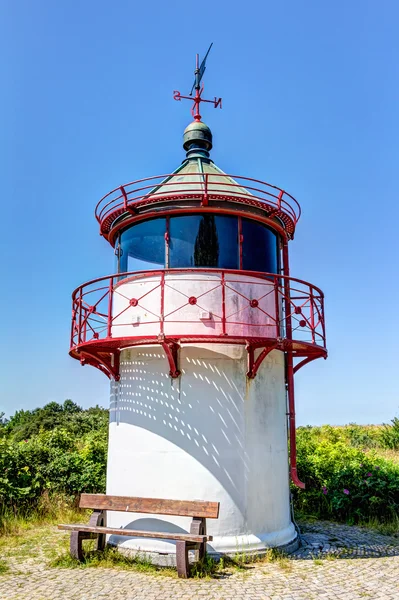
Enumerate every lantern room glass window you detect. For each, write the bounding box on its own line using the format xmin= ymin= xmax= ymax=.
xmin=117 ymin=215 xmax=279 ymax=274
xmin=169 ymin=215 xmax=238 ymax=269
xmin=242 ymin=219 xmax=278 ymax=273
xmin=119 ymin=218 xmax=166 ymax=272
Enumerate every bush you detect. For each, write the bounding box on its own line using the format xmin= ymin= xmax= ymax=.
xmin=294 ymin=425 xmax=399 ymax=523
xmin=1 ymin=401 xmax=399 ymax=528
xmin=380 ymin=418 xmax=399 ymax=450
xmin=0 ymin=402 xmax=108 ymax=519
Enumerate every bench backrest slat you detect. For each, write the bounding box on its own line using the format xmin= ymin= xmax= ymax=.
xmin=79 ymin=494 xmax=219 ymax=519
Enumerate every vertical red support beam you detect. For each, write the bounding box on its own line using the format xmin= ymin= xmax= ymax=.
xmin=320 ymin=295 xmax=326 ymax=347
xmin=221 ymin=271 xmax=226 ymax=335
xmin=160 ymin=271 xmax=165 ymax=335
xmin=78 ymin=287 xmax=83 ymax=345
xmin=238 ymin=216 xmax=243 ymax=270
xmin=71 ymin=303 xmax=77 ymax=348
xmin=120 ymin=185 xmax=128 ymax=211
xmin=282 ymin=241 xmax=305 ymax=489
xmin=286 ymin=352 xmax=305 ymax=489
xmin=113 ymin=350 xmax=120 ymax=382
xmin=277 ymin=189 xmax=284 ymax=210
xmin=165 ymin=217 xmax=170 ymax=267
xmin=273 ymin=274 xmax=280 ymax=338
xmin=107 ymin=277 xmax=113 ymax=338
xmin=282 ymin=242 xmax=292 ymax=339
xmin=309 ymin=287 xmax=315 ymax=344
xmin=202 ymin=173 xmax=209 ymax=206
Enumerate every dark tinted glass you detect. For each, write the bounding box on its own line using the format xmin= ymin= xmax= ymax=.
xmin=242 ymin=219 xmax=278 ymax=273
xmin=169 ymin=215 xmax=238 ymax=269
xmin=119 ymin=218 xmax=166 ymax=272
xmin=117 ymin=215 xmax=278 ymax=274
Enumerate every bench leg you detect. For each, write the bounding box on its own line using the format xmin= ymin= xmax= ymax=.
xmin=190 ymin=517 xmax=206 ymax=563
xmin=89 ymin=511 xmax=106 ymax=552
xmin=198 ymin=540 xmax=206 ymax=561
xmin=176 ymin=541 xmax=189 ymax=578
xmin=95 ymin=531 xmax=106 ymax=552
xmin=70 ymin=531 xmax=85 ymax=561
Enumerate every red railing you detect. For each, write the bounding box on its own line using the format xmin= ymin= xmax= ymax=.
xmin=95 ymin=174 xmax=301 ymax=238
xmin=70 ymin=269 xmax=326 ymax=353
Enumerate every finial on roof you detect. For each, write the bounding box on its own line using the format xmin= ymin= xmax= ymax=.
xmin=183 ymin=121 xmax=213 ymax=159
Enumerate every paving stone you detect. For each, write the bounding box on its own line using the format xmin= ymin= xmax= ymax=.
xmin=1 ymin=521 xmax=399 ymax=599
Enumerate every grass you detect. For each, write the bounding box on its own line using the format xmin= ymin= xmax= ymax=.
xmin=0 ymin=559 xmax=9 ymax=575
xmin=0 ymin=502 xmax=86 ymax=569
xmin=324 ymin=551 xmax=340 ymax=561
xmin=50 ymin=544 xmax=178 ymax=577
xmin=359 ymin=515 xmax=399 ymax=537
xmin=296 ymin=511 xmax=399 ymax=538
xmin=373 ymin=448 xmax=399 ymax=465
xmin=189 ymin=547 xmax=294 ymax=577
xmin=0 ymin=502 xmax=84 ymax=538
xmin=263 ymin=548 xmax=293 ymax=571
xmin=48 ymin=538 xmax=297 ymax=578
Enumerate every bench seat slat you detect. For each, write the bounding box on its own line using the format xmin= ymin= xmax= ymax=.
xmin=58 ymin=524 xmax=212 ymax=543
xmin=79 ymin=494 xmax=219 ymax=519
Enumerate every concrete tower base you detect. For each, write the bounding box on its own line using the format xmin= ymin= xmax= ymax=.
xmin=106 ymin=344 xmax=297 ymax=559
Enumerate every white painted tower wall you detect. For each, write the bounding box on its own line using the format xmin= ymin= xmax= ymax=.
xmin=106 ymin=273 xmax=296 ymax=555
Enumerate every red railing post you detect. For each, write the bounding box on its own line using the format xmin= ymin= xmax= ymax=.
xmin=120 ymin=185 xmax=128 ymax=211
xmin=287 ymin=352 xmax=305 ymax=489
xmin=83 ymin=310 xmax=87 ymax=342
xmin=273 ymin=275 xmax=280 ymax=338
xmin=282 ymin=243 xmax=293 ymax=341
xmin=277 ymin=189 xmax=284 ymax=210
xmin=70 ymin=305 xmax=76 ymax=348
xmin=309 ymin=287 xmax=315 ymax=344
xmin=107 ymin=277 xmax=113 ymax=338
xmin=160 ymin=271 xmax=165 ymax=335
xmin=78 ymin=287 xmax=83 ymax=345
xmin=202 ymin=173 xmax=209 ymax=206
xmin=282 ymin=241 xmax=305 ymax=488
xmin=320 ymin=295 xmax=326 ymax=348
xmin=221 ymin=271 xmax=226 ymax=335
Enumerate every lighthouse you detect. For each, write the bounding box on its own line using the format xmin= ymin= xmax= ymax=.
xmin=69 ymin=51 xmax=327 ymax=560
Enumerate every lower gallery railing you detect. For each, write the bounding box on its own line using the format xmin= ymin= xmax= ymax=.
xmin=71 ymin=269 xmax=326 ymax=351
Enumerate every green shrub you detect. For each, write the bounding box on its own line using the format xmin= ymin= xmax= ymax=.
xmin=294 ymin=425 xmax=399 ymax=523
xmin=345 ymin=424 xmax=381 ymax=449
xmin=0 ymin=403 xmax=108 ymax=519
xmin=1 ymin=401 xmax=399 ymax=529
xmin=380 ymin=418 xmax=399 ymax=450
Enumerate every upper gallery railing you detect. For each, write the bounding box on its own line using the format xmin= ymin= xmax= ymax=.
xmin=95 ymin=174 xmax=301 ymax=238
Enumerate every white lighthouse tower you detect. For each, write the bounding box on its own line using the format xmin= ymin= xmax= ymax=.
xmin=69 ymin=53 xmax=327 ymax=560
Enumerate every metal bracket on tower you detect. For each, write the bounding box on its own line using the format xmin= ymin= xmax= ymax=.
xmin=246 ymin=343 xmax=278 ymax=379
xmin=293 ymin=354 xmax=321 ymax=374
xmin=79 ymin=349 xmax=120 ymax=381
xmin=160 ymin=341 xmax=181 ymax=378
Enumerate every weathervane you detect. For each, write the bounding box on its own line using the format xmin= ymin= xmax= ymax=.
xmin=173 ymin=43 xmax=222 ymax=122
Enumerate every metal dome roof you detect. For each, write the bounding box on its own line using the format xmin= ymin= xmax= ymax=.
xmin=183 ymin=120 xmax=213 ymax=155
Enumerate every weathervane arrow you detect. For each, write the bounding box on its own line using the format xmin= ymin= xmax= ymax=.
xmin=190 ymin=42 xmax=213 ymax=96
xmin=173 ymin=43 xmax=222 ymax=122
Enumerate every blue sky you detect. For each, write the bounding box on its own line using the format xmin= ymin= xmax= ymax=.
xmin=1 ymin=0 xmax=398 ymax=424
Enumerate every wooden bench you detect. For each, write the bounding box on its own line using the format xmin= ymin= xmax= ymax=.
xmin=58 ymin=493 xmax=220 ymax=578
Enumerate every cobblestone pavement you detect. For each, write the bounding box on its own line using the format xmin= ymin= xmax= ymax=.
xmin=1 ymin=521 xmax=398 ymax=599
